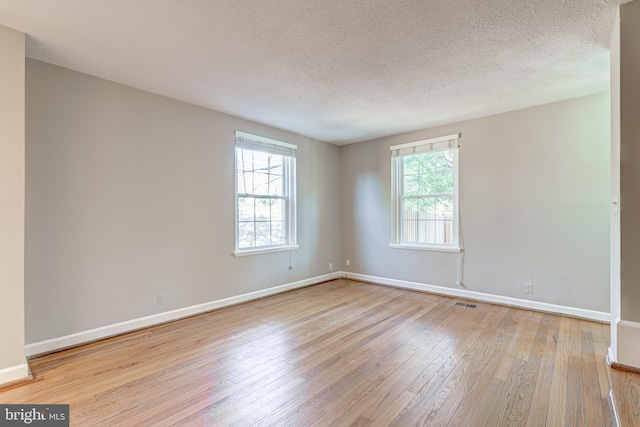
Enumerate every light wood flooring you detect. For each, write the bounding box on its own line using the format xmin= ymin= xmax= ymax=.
xmin=0 ymin=279 xmax=614 ymax=426
xmin=608 ymin=365 xmax=640 ymax=427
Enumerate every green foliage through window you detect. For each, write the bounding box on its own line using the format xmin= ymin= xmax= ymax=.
xmin=399 ymin=150 xmax=456 ymax=245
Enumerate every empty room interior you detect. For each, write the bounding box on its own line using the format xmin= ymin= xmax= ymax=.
xmin=1 ymin=0 xmax=640 ymax=425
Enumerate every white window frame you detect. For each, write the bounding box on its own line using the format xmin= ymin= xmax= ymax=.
xmin=389 ymin=133 xmax=461 ymax=253
xmin=233 ymin=131 xmax=298 ymax=257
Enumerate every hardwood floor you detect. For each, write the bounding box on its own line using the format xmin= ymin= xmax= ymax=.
xmin=0 ymin=279 xmax=613 ymax=426
xmin=608 ymin=365 xmax=640 ymax=426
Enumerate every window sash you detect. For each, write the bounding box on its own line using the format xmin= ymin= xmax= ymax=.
xmin=234 ymin=132 xmax=297 ymax=254
xmin=391 ymin=137 xmax=459 ymax=249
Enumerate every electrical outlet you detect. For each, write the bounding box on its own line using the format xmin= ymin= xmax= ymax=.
xmin=524 ymin=283 xmax=533 ymax=294
xmin=157 ymin=292 xmax=166 ymax=305
xmin=329 ymin=262 xmax=334 ymax=271
xmin=346 ymin=259 xmax=350 ymax=266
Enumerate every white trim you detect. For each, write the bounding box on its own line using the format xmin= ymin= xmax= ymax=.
xmin=24 ymin=271 xmax=610 ymax=358
xmin=0 ymin=359 xmax=29 ymax=386
xmin=389 ymin=133 xmax=461 ymax=151
xmin=343 ymin=272 xmax=610 ymax=323
xmin=607 ymin=346 xmax=617 ymax=366
xmin=389 ymin=243 xmax=461 ymax=253
xmin=615 ymin=319 xmax=640 ymax=370
xmin=25 ymin=273 xmax=331 ymax=358
xmin=391 ymin=144 xmax=460 ymax=248
xmin=610 ymin=316 xmax=620 ymax=364
xmin=233 ymin=245 xmax=299 ymax=257
xmin=234 ymin=143 xmax=297 ymax=253
xmin=235 ymin=131 xmax=297 ymax=150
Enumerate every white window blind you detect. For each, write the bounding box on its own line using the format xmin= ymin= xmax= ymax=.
xmin=235 ymin=131 xmax=297 ymax=157
xmin=390 ymin=133 xmax=460 ymax=157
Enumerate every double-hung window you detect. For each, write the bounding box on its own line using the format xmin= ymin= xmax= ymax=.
xmin=390 ymin=134 xmax=460 ymax=252
xmin=234 ymin=131 xmax=297 ymax=256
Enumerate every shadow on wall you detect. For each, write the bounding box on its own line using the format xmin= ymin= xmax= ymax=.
xmin=296 ymin=140 xmax=320 ymax=272
xmin=354 ymin=173 xmax=390 ymax=274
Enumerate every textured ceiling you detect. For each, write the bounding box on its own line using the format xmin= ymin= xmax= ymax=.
xmin=0 ymin=0 xmax=624 ymax=144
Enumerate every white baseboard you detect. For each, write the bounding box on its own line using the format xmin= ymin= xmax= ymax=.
xmin=25 ymin=273 xmax=333 ymax=358
xmin=615 ymin=319 xmax=640 ymax=370
xmin=0 ymin=359 xmax=29 ymax=387
xmin=344 ymin=272 xmax=610 ymax=323
xmin=24 ymin=271 xmax=610 ymax=358
xmin=608 ymin=346 xmax=617 ymax=366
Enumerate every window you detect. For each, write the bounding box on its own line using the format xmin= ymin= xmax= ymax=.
xmin=390 ymin=134 xmax=460 ymax=252
xmin=234 ymin=131 xmax=297 ymax=256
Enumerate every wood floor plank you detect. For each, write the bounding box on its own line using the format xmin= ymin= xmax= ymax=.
xmin=318 ymin=300 xmax=482 ymax=426
xmin=546 ymin=316 xmax=571 ymax=427
xmin=443 ymin=308 xmax=528 ymax=427
xmin=386 ymin=307 xmax=499 ymax=426
xmin=609 ymin=367 xmax=640 ymax=427
xmin=525 ymin=316 xmax=560 ymax=427
xmin=0 ymin=279 xmax=614 ymax=426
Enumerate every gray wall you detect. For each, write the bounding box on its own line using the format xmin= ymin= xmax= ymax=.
xmin=25 ymin=58 xmax=611 ymax=345
xmin=0 ymin=26 xmax=25 ymax=371
xmin=340 ymin=93 xmax=610 ymax=312
xmin=610 ymin=7 xmax=620 ymax=354
xmin=25 ymin=59 xmax=341 ymax=344
xmin=620 ymin=0 xmax=640 ymax=322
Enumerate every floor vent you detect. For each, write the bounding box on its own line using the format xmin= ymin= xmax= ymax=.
xmin=454 ymin=302 xmax=478 ymax=309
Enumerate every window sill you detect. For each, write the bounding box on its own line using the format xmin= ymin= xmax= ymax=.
xmin=389 ymin=243 xmax=461 ymax=253
xmin=233 ymin=245 xmax=299 ymax=257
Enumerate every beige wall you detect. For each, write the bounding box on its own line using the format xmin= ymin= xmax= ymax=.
xmin=25 ymin=59 xmax=341 ymax=343
xmin=341 ymin=93 xmax=610 ymax=312
xmin=0 ymin=26 xmax=26 ymax=372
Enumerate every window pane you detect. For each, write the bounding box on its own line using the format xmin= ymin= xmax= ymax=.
xmin=254 ymin=173 xmax=269 ymax=195
xmin=271 ymin=199 xmax=284 ymax=221
xmin=403 ymin=197 xmax=419 ymax=212
xmin=237 ymin=169 xmax=246 ymax=193
xmin=236 ymin=147 xmax=253 ymax=172
xmin=269 ymin=155 xmax=283 ymax=175
xmin=402 ymin=195 xmax=452 ymax=245
xmin=418 ymin=197 xmax=436 ymax=215
xmin=271 ymin=221 xmax=285 ymax=245
xmin=431 ymin=220 xmax=452 ymax=244
xmin=436 ymin=196 xmax=453 ymax=217
xmin=403 ymin=174 xmax=420 ymax=196
xmin=402 ymin=151 xmax=455 ymax=197
xmin=253 ymin=151 xmax=269 ymax=172
xmin=238 ymin=171 xmax=254 ymax=194
xmin=255 ymin=222 xmax=271 ymax=246
xmin=432 ymin=171 xmax=453 ymax=194
xmin=255 ymin=198 xmax=271 ymax=220
xmin=238 ymin=197 xmax=255 ymax=221
xmin=403 ymin=156 xmax=420 ymax=175
xmin=269 ymin=175 xmax=283 ymax=196
xmin=238 ymin=222 xmax=255 ymax=248
xmin=403 ymin=219 xmax=417 ymax=243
